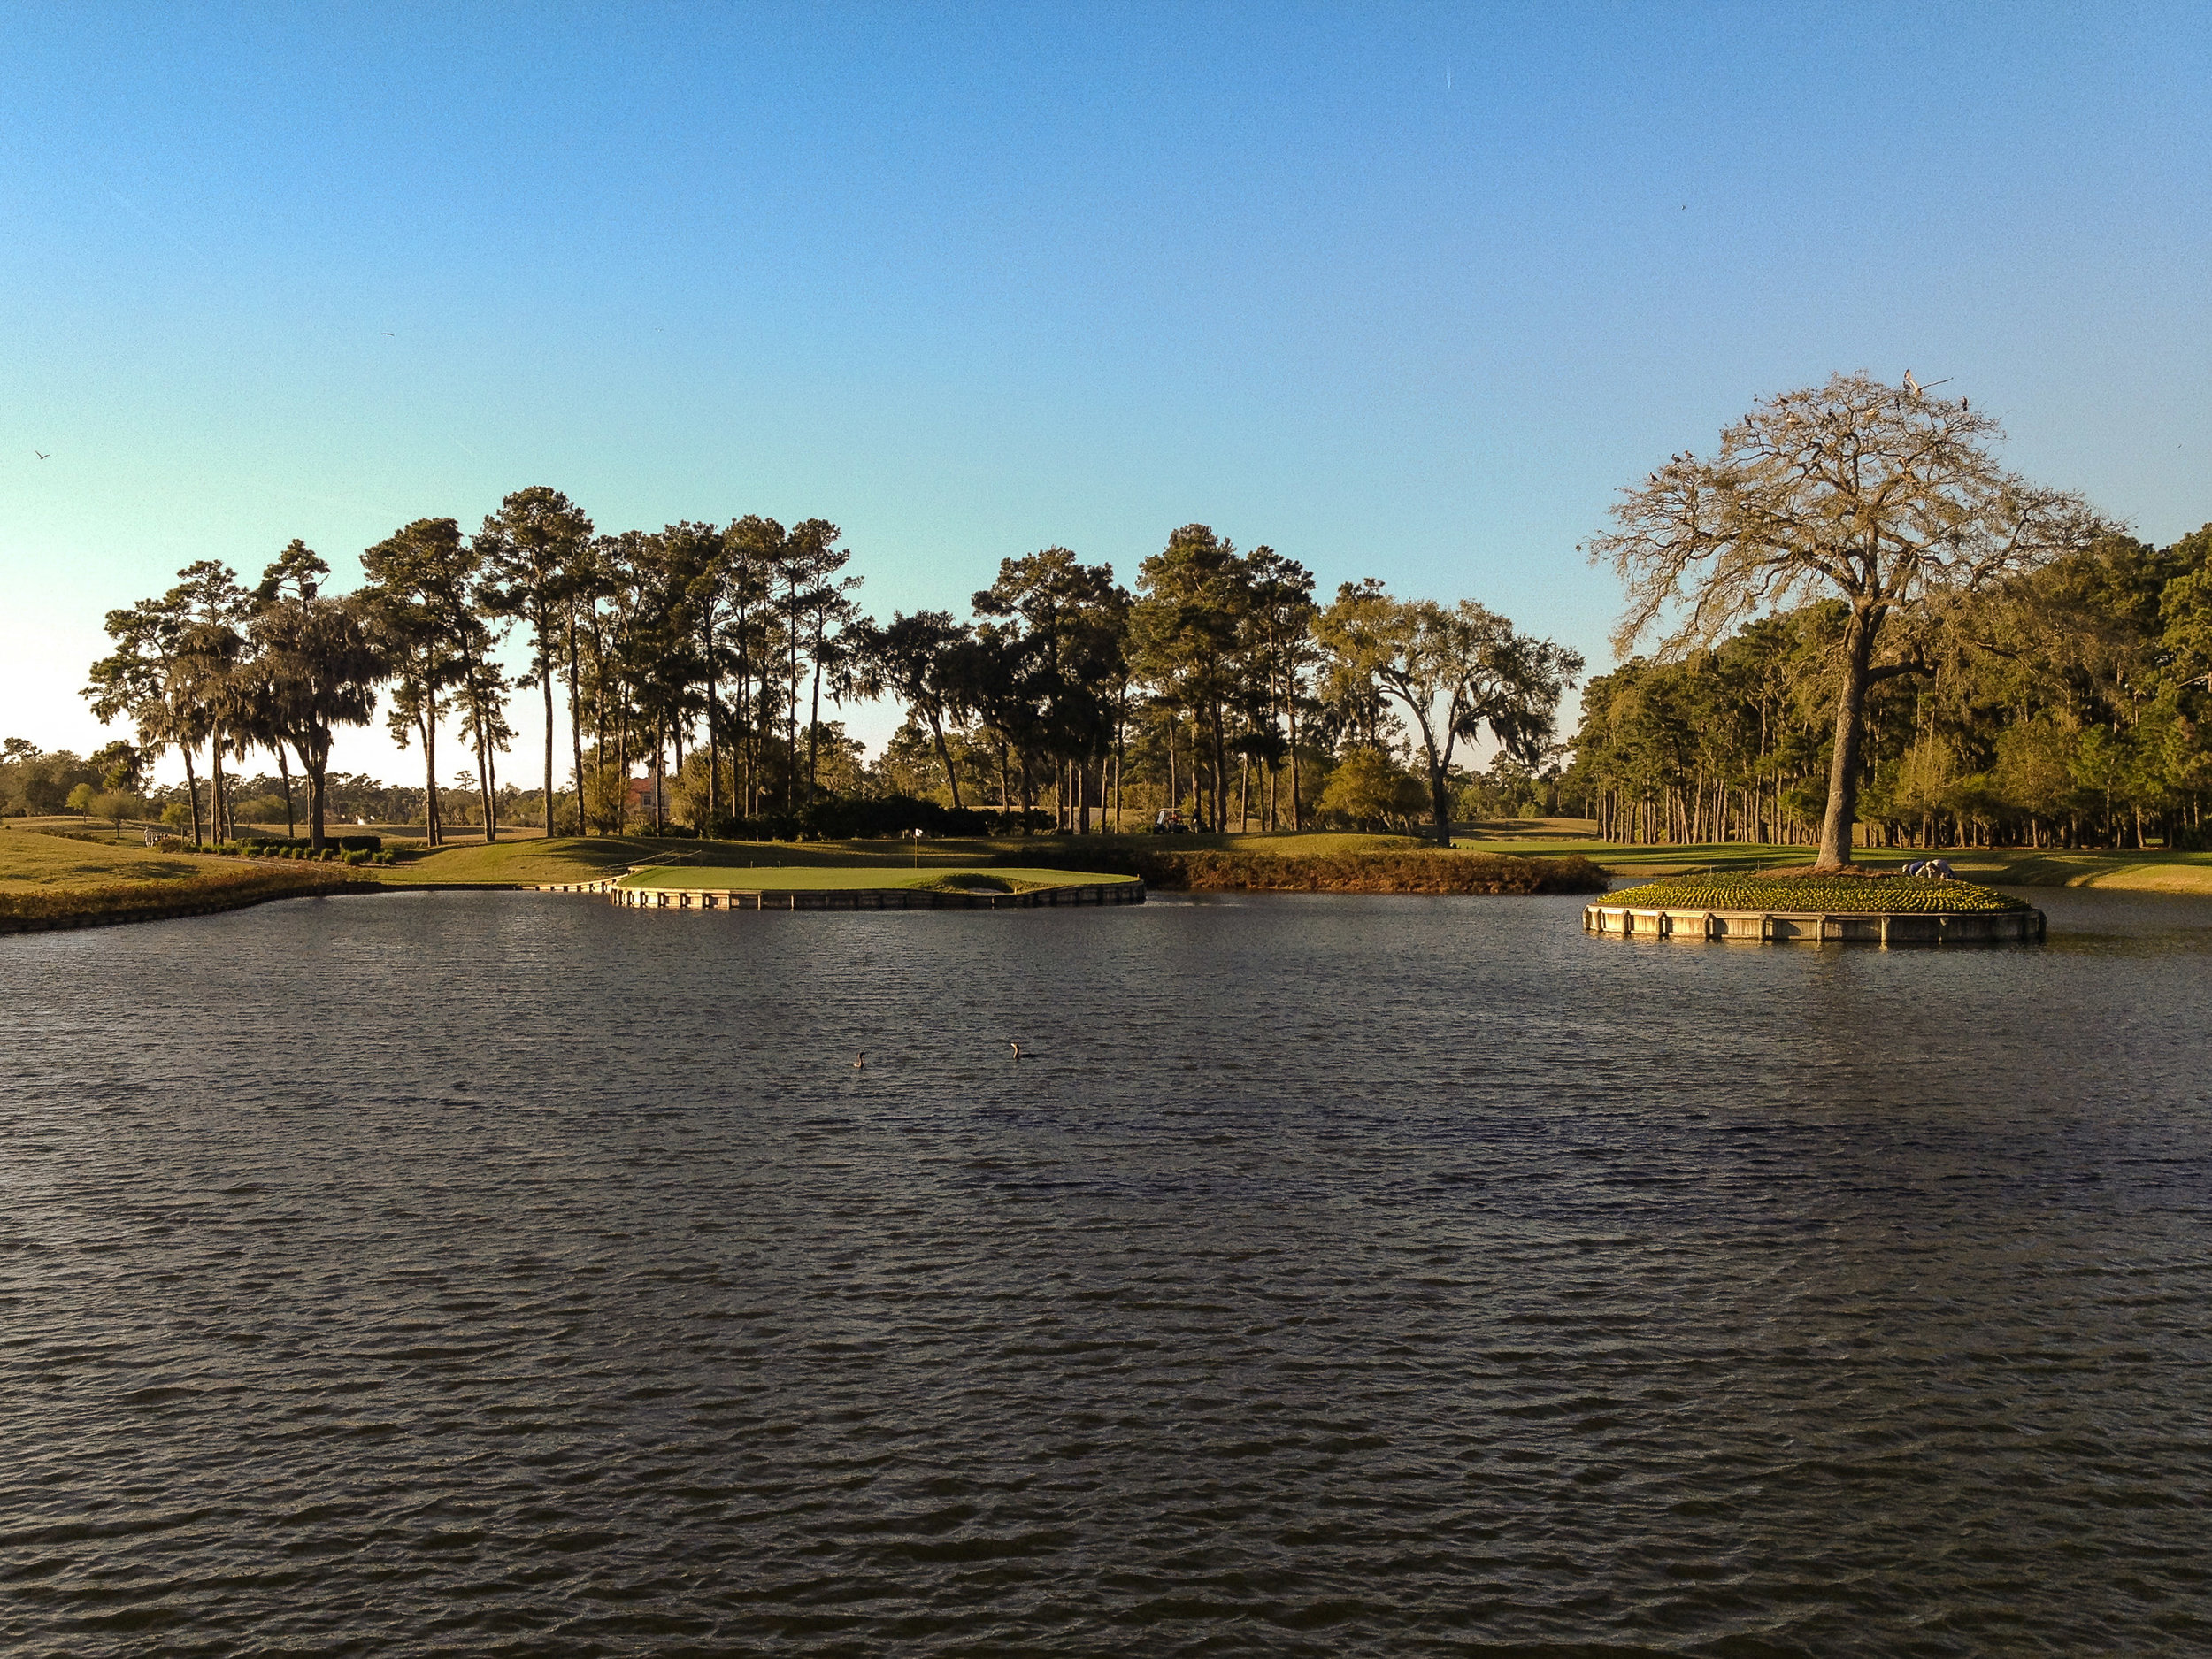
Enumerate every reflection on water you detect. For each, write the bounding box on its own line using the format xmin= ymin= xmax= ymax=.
xmin=4 ymin=888 xmax=2208 ymax=1655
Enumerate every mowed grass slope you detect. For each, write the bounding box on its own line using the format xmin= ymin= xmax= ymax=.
xmin=0 ymin=830 xmax=356 ymax=927
xmin=1452 ymin=833 xmax=2212 ymax=895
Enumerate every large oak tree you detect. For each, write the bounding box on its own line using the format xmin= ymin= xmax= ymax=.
xmin=1589 ymin=372 xmax=2104 ymax=868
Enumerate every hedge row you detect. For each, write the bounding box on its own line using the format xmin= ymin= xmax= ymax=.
xmin=177 ymin=841 xmax=396 ymax=866
xmin=242 ymin=834 xmax=383 ymax=853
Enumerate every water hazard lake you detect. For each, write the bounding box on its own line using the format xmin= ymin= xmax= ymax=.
xmin=4 ymin=887 xmax=2209 ymax=1655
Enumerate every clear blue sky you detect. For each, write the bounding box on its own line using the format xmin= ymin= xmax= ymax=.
xmin=4 ymin=3 xmax=2207 ymax=783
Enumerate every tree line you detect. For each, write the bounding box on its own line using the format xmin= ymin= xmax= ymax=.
xmin=1564 ymin=524 xmax=2212 ymax=849
xmin=82 ymin=496 xmax=1579 ymax=849
xmin=1580 ymin=369 xmax=2208 ymax=864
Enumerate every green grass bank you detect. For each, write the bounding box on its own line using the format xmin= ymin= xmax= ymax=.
xmin=0 ymin=831 xmax=364 ymax=933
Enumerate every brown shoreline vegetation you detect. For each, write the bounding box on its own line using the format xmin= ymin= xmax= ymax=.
xmin=998 ymin=846 xmax=1608 ymax=895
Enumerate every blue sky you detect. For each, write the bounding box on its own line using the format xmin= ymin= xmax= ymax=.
xmin=4 ymin=3 xmax=2207 ymax=781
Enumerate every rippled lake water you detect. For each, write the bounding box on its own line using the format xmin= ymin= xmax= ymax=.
xmin=4 ymin=887 xmax=2210 ymax=1656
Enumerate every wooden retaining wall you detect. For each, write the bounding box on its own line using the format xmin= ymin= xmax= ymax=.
xmin=1582 ymin=902 xmax=2045 ymax=945
xmin=541 ymin=879 xmax=1145 ymax=911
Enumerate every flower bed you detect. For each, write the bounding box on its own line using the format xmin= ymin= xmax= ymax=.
xmin=1606 ymin=872 xmax=2029 ymax=914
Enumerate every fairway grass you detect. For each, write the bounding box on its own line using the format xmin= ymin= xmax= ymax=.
xmin=1450 ymin=836 xmax=2212 ymax=896
xmin=376 ymin=830 xmax=1432 ymax=887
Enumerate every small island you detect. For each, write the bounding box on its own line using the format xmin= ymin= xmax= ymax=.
xmin=1587 ymin=871 xmax=2044 ymax=945
xmin=565 ymin=863 xmax=1145 ymax=910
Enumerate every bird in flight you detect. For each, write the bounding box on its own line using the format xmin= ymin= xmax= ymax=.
xmin=381 ymin=331 xmax=394 ymax=336
xmin=34 ymin=450 xmax=49 ymax=460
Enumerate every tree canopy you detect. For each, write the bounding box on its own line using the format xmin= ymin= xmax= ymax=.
xmin=1589 ymin=371 xmax=2105 ymax=865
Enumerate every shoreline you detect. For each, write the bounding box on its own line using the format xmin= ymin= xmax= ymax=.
xmin=7 ymin=825 xmax=2205 ymax=935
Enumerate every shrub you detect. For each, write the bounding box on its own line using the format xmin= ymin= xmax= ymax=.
xmin=995 ymin=844 xmax=1607 ymax=894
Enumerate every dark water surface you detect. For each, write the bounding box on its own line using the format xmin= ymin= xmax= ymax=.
xmin=4 ymin=887 xmax=2209 ymax=1656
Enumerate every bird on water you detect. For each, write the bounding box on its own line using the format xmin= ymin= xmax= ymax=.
xmin=1009 ymin=1041 xmax=1023 ymax=1060
xmin=854 ymin=1053 xmax=865 ymax=1070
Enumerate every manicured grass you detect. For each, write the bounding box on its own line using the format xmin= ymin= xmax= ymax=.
xmin=1605 ymin=872 xmax=2032 ymax=914
xmin=0 ymin=830 xmax=357 ymax=928
xmin=1455 ymin=838 xmax=1816 ymax=876
xmin=1453 ymin=835 xmax=2212 ymax=895
xmin=1926 ymin=848 xmax=2212 ymax=895
xmin=370 ymin=835 xmax=679 ymax=886
xmin=379 ymin=830 xmax=1435 ymax=886
xmin=620 ymin=864 xmax=1136 ymax=893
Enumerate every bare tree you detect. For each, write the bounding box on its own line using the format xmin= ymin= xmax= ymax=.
xmin=1589 ymin=371 xmax=2105 ymax=867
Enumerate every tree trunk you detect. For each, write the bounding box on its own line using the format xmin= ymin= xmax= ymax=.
xmin=1815 ymin=610 xmax=1879 ymax=870
xmin=209 ymin=736 xmax=227 ymax=842
xmin=419 ymin=699 xmax=441 ymax=848
xmin=807 ymin=653 xmax=824 ymax=807
xmin=305 ymin=737 xmax=328 ymax=853
xmin=477 ymin=710 xmax=495 ymax=844
xmin=569 ymin=608 xmax=585 ymax=837
xmin=928 ymin=713 xmax=963 ymax=810
xmin=182 ymin=748 xmax=202 ymax=843
xmin=705 ymin=632 xmax=721 ymax=826
xmin=541 ymin=618 xmax=557 ymax=839
xmin=1210 ymin=705 xmax=1230 ymax=835
xmin=278 ymin=748 xmax=296 ymax=838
